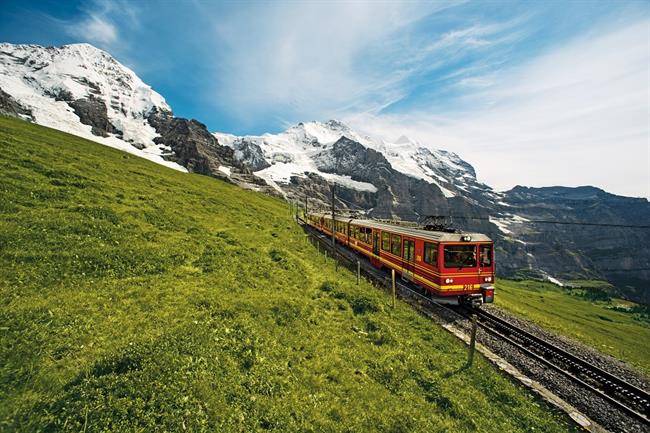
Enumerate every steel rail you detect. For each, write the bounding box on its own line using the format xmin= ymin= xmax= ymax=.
xmin=471 ymin=308 xmax=649 ymax=424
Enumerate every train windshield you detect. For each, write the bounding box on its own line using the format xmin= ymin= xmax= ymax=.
xmin=444 ymin=245 xmax=476 ymax=268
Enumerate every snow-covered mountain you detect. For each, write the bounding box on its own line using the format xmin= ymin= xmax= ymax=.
xmin=213 ymin=119 xmax=495 ymax=201
xmin=0 ymin=42 xmax=183 ymax=170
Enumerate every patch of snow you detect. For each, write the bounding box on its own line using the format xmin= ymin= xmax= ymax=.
xmin=213 ymin=132 xmax=237 ymax=147
xmin=430 ymin=179 xmax=456 ymax=198
xmin=489 ymin=213 xmax=530 ymax=235
xmin=546 ymin=276 xmax=564 ymax=287
xmin=217 ymin=165 xmax=231 ymax=176
xmin=511 ymin=214 xmax=530 ymax=222
xmin=252 ymin=168 xmax=287 ymax=196
xmin=489 ymin=216 xmax=513 ymax=234
xmin=254 ymin=160 xmax=377 ymax=193
xmin=320 ymin=173 xmax=378 ymax=193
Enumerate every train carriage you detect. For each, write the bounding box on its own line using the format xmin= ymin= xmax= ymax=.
xmin=306 ymin=212 xmax=495 ymax=306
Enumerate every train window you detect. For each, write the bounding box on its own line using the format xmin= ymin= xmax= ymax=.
xmin=424 ymin=242 xmax=438 ymax=267
xmin=391 ymin=234 xmax=401 ymax=256
xmin=403 ymin=239 xmax=414 ymax=262
xmin=353 ymin=226 xmax=359 ymax=240
xmin=480 ymin=245 xmax=492 ymax=267
xmin=381 ymin=232 xmax=390 ymax=251
xmin=444 ymin=245 xmax=477 ymax=268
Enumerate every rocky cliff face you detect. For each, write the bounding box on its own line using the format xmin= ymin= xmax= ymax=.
xmin=146 ymin=108 xmax=234 ymax=177
xmin=500 ymin=186 xmax=650 ymax=302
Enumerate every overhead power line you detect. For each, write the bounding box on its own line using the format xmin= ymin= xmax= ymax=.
xmin=302 ymin=194 xmax=650 ymax=229
xmin=427 ymin=215 xmax=650 ymax=230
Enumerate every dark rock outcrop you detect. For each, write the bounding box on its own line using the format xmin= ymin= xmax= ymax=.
xmin=0 ymin=88 xmax=33 ymax=120
xmin=147 ymin=108 xmax=235 ymax=176
xmin=67 ymin=96 xmax=120 ymax=137
xmin=313 ymin=136 xmax=453 ymax=219
xmin=231 ymin=138 xmax=270 ymax=171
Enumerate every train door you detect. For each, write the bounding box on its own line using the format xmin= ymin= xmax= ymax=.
xmin=402 ymin=237 xmax=416 ymax=281
xmin=373 ymin=230 xmax=380 ymax=256
xmin=370 ymin=229 xmax=382 ymax=268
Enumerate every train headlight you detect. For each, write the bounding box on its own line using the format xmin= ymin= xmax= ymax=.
xmin=445 ymin=278 xmax=453 ymax=284
xmin=461 ymin=235 xmax=472 ymax=242
xmin=484 ymin=276 xmax=492 ymax=282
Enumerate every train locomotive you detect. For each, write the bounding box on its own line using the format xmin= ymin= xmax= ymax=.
xmin=306 ymin=212 xmax=495 ymax=306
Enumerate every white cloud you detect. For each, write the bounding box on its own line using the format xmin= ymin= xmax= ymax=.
xmin=68 ymin=14 xmax=117 ymax=46
xmin=207 ymin=1 xmax=467 ymax=126
xmin=62 ymin=0 xmax=140 ymax=52
xmin=346 ymin=19 xmax=650 ymax=198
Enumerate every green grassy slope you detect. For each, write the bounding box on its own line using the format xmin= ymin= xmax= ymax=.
xmin=0 ymin=116 xmax=577 ymax=432
xmin=495 ymin=279 xmax=650 ymax=374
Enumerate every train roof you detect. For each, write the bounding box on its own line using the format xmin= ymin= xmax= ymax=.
xmin=307 ymin=213 xmax=492 ymax=243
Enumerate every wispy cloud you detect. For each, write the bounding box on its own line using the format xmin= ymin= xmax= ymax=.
xmin=346 ymin=18 xmax=650 ymax=198
xmin=68 ymin=13 xmax=117 ymax=46
xmin=205 ymin=1 xmax=479 ymax=127
xmin=60 ymin=0 xmax=140 ymax=53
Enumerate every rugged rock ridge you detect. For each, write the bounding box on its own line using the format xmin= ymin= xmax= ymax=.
xmin=67 ymin=95 xmax=121 ymax=138
xmin=147 ymin=108 xmax=233 ymax=176
xmin=500 ymin=186 xmax=650 ymax=302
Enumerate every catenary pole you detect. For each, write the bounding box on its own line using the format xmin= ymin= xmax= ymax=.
xmin=331 ymin=184 xmax=336 ymax=249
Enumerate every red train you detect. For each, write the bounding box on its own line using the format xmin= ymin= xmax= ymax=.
xmin=306 ymin=212 xmax=495 ymax=306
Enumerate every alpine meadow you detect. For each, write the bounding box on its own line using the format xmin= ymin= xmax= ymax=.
xmin=0 ymin=116 xmax=579 ymax=432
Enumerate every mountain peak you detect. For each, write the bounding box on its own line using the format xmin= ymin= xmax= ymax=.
xmin=0 ymin=42 xmax=176 ymax=168
xmin=394 ymin=134 xmax=419 ymax=146
xmin=324 ymin=119 xmax=350 ymax=130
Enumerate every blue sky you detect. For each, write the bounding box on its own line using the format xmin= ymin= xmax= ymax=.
xmin=1 ymin=0 xmax=649 ymax=197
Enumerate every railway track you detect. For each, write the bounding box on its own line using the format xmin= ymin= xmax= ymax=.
xmin=465 ymin=307 xmax=650 ymax=425
xmin=299 ymin=218 xmax=650 ymax=430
